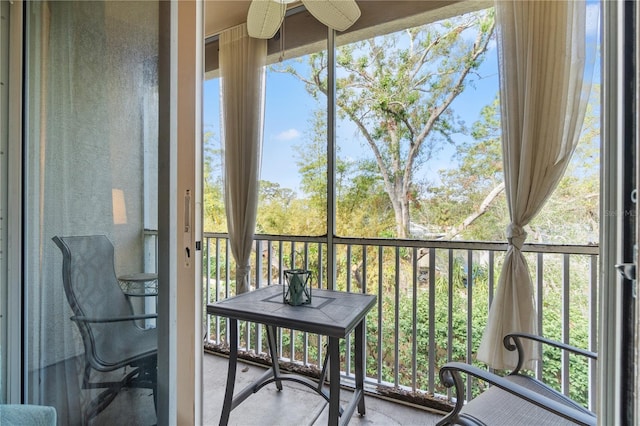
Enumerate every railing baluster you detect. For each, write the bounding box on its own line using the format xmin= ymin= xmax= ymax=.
xmin=215 ymin=238 xmax=221 ymax=342
xmin=267 ymin=240 xmax=273 ymax=285
xmin=589 ymin=254 xmax=598 ymax=410
xmin=447 ymin=248 xmax=454 ymax=399
xmin=411 ymin=247 xmax=418 ymax=392
xmin=346 ymin=243 xmax=352 ymax=376
xmin=488 ymin=250 xmax=495 ymax=306
xmin=278 ymin=241 xmax=284 ymax=283
xmin=394 ymin=246 xmax=400 ymax=387
xmin=278 ymin=241 xmax=284 ymax=357
xmin=362 ymin=244 xmax=368 ymax=379
xmin=225 ymin=240 xmax=230 ymax=299
xmin=428 ymin=247 xmax=436 ymax=394
xmin=304 ymin=242 xmax=309 ymax=365
xmin=290 ymin=241 xmax=296 ymax=362
xmin=466 ymin=250 xmax=473 ymax=402
xmin=317 ymin=242 xmax=323 ymax=368
xmin=362 ymin=245 xmax=368 ymax=293
xmin=346 ymin=244 xmax=352 ymax=292
xmin=377 ymin=245 xmax=383 ymax=384
xmin=204 ymin=237 xmax=211 ymax=343
xmin=536 ymin=252 xmax=544 ymax=381
xmin=317 ymin=242 xmax=324 ymax=289
xmin=255 ymin=240 xmax=262 ymax=354
xmin=562 ymin=253 xmax=571 ymax=396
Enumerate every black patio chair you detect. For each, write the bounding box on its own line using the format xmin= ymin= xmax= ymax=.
xmin=52 ymin=235 xmax=157 ymax=423
xmin=437 ymin=332 xmax=597 ymax=425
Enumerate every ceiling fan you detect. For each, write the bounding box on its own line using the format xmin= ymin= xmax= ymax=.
xmin=247 ymin=0 xmax=361 ymax=39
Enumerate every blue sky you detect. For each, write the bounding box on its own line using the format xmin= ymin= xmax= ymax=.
xmin=204 ymin=44 xmax=500 ymax=193
xmin=203 ymin=1 xmax=600 ymax=195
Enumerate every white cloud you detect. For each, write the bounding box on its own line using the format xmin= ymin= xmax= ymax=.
xmin=275 ymin=128 xmax=301 ymax=141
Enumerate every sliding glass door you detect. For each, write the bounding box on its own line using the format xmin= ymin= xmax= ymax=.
xmin=23 ymin=2 xmax=160 ymax=424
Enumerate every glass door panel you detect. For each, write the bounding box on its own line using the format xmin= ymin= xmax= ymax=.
xmin=24 ymin=2 xmax=159 ymax=424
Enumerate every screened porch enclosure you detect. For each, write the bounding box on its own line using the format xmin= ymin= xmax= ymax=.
xmin=202 ymin=0 xmax=601 ymax=419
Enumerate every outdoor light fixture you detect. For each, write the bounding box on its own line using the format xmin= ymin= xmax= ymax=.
xmin=247 ymin=0 xmax=361 ymax=39
xmin=283 ymin=269 xmax=312 ymax=306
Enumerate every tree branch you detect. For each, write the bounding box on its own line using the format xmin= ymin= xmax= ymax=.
xmin=447 ymin=182 xmax=505 ymax=239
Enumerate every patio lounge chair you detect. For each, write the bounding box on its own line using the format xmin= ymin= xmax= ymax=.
xmin=52 ymin=235 xmax=157 ymax=423
xmin=437 ymin=333 xmax=597 ymax=425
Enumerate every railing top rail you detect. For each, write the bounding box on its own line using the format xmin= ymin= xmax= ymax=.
xmin=202 ymin=232 xmax=599 ymax=256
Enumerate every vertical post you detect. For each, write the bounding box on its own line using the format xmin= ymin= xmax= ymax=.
xmin=327 ymin=28 xmax=336 ymax=291
xmin=536 ymin=253 xmax=544 ymax=381
xmin=562 ymin=254 xmax=571 ymax=396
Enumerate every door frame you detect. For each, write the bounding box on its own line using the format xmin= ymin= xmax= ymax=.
xmin=4 ymin=2 xmax=203 ymax=423
xmin=600 ymin=0 xmax=638 ymax=423
xmin=157 ymin=1 xmax=203 ymax=424
xmin=4 ymin=0 xmax=24 ymax=404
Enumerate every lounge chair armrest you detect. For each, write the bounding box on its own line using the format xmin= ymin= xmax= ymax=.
xmin=438 ymin=362 xmax=596 ymax=426
xmin=71 ymin=314 xmax=158 ymax=324
xmin=504 ymin=332 xmax=597 ymax=375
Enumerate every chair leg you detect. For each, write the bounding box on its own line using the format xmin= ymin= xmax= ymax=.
xmin=83 ymin=387 xmax=119 ymax=426
xmin=82 ymin=364 xmax=157 ymax=423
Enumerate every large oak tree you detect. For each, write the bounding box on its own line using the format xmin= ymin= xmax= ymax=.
xmin=283 ymin=10 xmax=495 ymax=237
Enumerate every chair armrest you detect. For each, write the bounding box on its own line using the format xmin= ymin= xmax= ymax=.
xmin=71 ymin=313 xmax=157 ymax=324
xmin=438 ymin=362 xmax=596 ymax=426
xmin=123 ymin=292 xmax=158 ymax=298
xmin=504 ymin=332 xmax=597 ymax=375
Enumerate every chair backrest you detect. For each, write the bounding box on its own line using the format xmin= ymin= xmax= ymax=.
xmin=52 ymin=235 xmax=135 ymax=369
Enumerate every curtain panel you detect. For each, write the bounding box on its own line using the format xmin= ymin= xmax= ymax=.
xmin=477 ymin=0 xmax=594 ymax=369
xmin=219 ymin=24 xmax=267 ymax=294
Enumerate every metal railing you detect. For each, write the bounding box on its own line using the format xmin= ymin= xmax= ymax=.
xmin=202 ymin=233 xmax=598 ymax=410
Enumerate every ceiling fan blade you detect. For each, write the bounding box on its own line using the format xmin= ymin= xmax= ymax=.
xmin=301 ymin=0 xmax=361 ymax=32
xmin=247 ymin=0 xmax=287 ymax=39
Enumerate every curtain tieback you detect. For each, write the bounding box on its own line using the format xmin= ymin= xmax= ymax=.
xmin=506 ymin=224 xmax=527 ymax=250
xmin=237 ymin=264 xmax=251 ymax=279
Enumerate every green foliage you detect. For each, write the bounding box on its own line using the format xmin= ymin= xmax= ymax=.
xmin=203 ymin=129 xmax=227 ymax=233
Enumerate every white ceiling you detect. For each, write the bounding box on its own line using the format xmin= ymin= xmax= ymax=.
xmin=205 ymin=1 xmax=251 ymax=38
xmin=203 ymin=1 xmax=475 ymax=40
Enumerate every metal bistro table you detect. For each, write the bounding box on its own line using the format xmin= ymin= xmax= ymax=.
xmin=207 ymin=285 xmax=377 ymax=426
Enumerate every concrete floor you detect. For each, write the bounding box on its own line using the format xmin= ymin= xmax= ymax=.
xmin=91 ymin=352 xmax=444 ymax=425
xmin=203 ymin=352 xmax=443 ymax=426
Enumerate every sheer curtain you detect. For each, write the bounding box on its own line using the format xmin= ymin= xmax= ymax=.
xmin=219 ymin=24 xmax=267 ymax=294
xmin=477 ymin=0 xmax=595 ymax=369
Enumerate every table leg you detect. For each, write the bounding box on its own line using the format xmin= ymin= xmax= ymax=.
xmin=219 ymin=318 xmax=238 ymax=426
xmin=266 ymin=325 xmax=283 ymax=391
xmin=355 ymin=321 xmax=366 ymax=416
xmin=328 ymin=336 xmax=340 ymax=425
